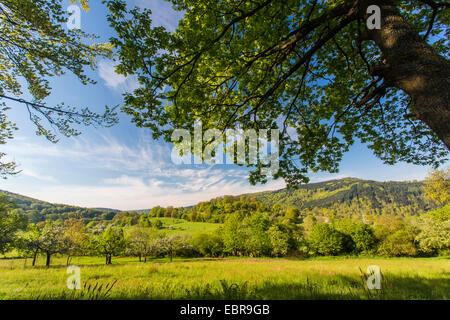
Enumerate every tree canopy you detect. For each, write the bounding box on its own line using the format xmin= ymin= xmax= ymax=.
xmin=423 ymin=167 xmax=450 ymax=205
xmin=106 ymin=0 xmax=449 ymax=187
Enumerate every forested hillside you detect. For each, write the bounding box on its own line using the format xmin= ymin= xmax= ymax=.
xmin=250 ymin=178 xmax=436 ymax=217
xmin=0 ymin=190 xmax=118 ymax=223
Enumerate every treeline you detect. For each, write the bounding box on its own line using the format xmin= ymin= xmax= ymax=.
xmin=0 ymin=178 xmax=437 ymax=225
xmin=105 ymin=196 xmax=275 ymax=225
xmin=1 ymin=200 xmax=448 ymax=267
xmin=1 ymin=170 xmax=448 ymax=264
xmin=193 ymin=208 xmax=449 ymax=258
xmin=125 ymin=179 xmax=437 ymax=224
xmin=0 ymin=190 xmax=118 ymax=223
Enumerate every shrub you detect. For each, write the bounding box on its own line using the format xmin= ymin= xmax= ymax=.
xmin=191 ymin=233 xmax=224 ymax=257
xmin=350 ymin=223 xmax=377 ymax=254
xmin=308 ymin=223 xmax=353 ymax=256
xmin=416 ymin=219 xmax=450 ymax=256
xmin=377 ymin=230 xmax=418 ymax=257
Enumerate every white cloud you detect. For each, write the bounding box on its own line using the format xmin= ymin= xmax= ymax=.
xmin=98 ymin=59 xmax=140 ymax=93
xmin=21 ymin=169 xmax=56 ymax=182
xmin=2 ymin=133 xmax=286 ymax=210
xmin=24 ymin=173 xmax=286 ymax=211
xmin=134 ymin=0 xmax=184 ymax=32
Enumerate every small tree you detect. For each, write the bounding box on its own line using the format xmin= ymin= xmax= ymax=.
xmin=191 ymin=233 xmax=224 ymax=258
xmin=222 ymin=212 xmax=250 ymax=256
xmin=377 ymin=230 xmax=418 ymax=257
xmin=423 ymin=168 xmax=450 ymax=206
xmin=90 ymin=227 xmax=126 ymax=265
xmin=126 ymin=227 xmax=155 ymax=262
xmin=335 ymin=219 xmax=377 ymax=254
xmin=152 ymin=219 xmax=163 ymax=230
xmin=63 ymin=218 xmax=88 ymax=265
xmin=157 ymin=234 xmax=191 ymax=262
xmin=245 ymin=213 xmax=272 ymax=257
xmin=139 ymin=214 xmax=152 ymax=227
xmin=348 ymin=223 xmax=377 ymax=254
xmin=308 ymin=223 xmax=353 ymax=256
xmin=416 ymin=219 xmax=450 ymax=256
xmin=39 ymin=221 xmax=66 ymax=267
xmin=285 ymin=206 xmax=300 ymax=222
xmin=301 ymin=215 xmax=317 ymax=237
xmin=0 ymin=197 xmax=28 ymax=255
xmin=18 ymin=224 xmax=42 ymax=266
xmin=268 ymin=224 xmax=292 ymax=257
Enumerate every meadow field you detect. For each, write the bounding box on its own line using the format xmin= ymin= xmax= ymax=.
xmin=0 ymin=256 xmax=448 ymax=300
xmin=124 ymin=218 xmax=221 ymax=235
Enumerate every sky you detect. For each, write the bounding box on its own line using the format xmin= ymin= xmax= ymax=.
xmin=0 ymin=0 xmax=442 ymax=210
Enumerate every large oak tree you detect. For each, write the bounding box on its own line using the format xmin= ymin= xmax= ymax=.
xmin=106 ymin=0 xmax=449 ymax=186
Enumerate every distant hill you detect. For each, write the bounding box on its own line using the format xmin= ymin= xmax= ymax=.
xmin=91 ymin=207 xmax=122 ymax=213
xmin=176 ymin=178 xmax=437 ymax=223
xmin=0 ymin=190 xmax=120 ymax=223
xmin=247 ymin=178 xmax=435 ymax=216
xmin=0 ymin=178 xmax=436 ymax=223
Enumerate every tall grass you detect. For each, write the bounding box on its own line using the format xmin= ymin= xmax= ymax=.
xmin=0 ymin=256 xmax=448 ymax=300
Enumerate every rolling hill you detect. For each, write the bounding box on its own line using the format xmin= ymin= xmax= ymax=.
xmin=0 ymin=190 xmax=119 ymax=223
xmin=247 ymin=178 xmax=435 ymax=216
xmin=0 ymin=177 xmax=436 ymax=223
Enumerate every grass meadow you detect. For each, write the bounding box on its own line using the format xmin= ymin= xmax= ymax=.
xmin=125 ymin=218 xmax=221 ymax=235
xmin=0 ymin=256 xmax=448 ymax=300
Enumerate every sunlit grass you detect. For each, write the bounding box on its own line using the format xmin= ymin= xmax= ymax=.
xmin=0 ymin=256 xmax=448 ymax=300
xmin=124 ymin=218 xmax=221 ymax=236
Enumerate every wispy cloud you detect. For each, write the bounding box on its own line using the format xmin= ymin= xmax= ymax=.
xmin=98 ymin=59 xmax=140 ymax=93
xmin=2 ymin=132 xmax=286 ymax=209
xmin=25 ymin=173 xmax=286 ymax=210
xmin=21 ymin=169 xmax=56 ymax=183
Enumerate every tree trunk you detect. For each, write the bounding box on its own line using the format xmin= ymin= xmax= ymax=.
xmin=66 ymin=255 xmax=71 ymax=266
xmin=362 ymin=1 xmax=450 ymax=149
xmin=32 ymin=250 xmax=38 ymax=267
xmin=45 ymin=252 xmax=51 ymax=267
xmin=139 ymin=254 xmax=141 ymax=262
xmin=105 ymin=255 xmax=109 ymax=265
xmin=144 ymin=256 xmax=147 ymax=263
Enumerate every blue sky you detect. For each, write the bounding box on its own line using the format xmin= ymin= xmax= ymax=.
xmin=0 ymin=0 xmax=441 ymax=210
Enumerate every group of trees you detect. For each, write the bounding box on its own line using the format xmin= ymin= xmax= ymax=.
xmin=1 ymin=169 xmax=448 ymax=265
xmin=1 ymin=213 xmax=192 ymax=266
xmin=192 ymin=209 xmax=449 ymax=258
xmin=306 ymin=215 xmax=448 ymax=257
xmin=1 ymin=200 xmax=448 ymax=267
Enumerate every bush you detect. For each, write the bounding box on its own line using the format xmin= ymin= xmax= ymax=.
xmin=349 ymin=223 xmax=377 ymax=254
xmin=377 ymin=230 xmax=418 ymax=257
xmin=422 ymin=204 xmax=450 ymax=222
xmin=191 ymin=233 xmax=224 ymax=257
xmin=308 ymin=223 xmax=353 ymax=256
xmin=416 ymin=219 xmax=450 ymax=256
xmin=334 ymin=219 xmax=377 ymax=254
xmin=268 ymin=225 xmax=291 ymax=257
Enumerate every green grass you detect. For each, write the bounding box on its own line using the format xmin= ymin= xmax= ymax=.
xmin=0 ymin=256 xmax=448 ymax=300
xmin=131 ymin=217 xmax=221 ymax=235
